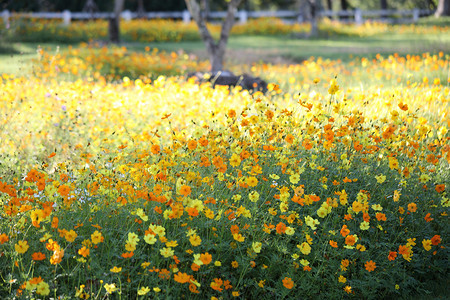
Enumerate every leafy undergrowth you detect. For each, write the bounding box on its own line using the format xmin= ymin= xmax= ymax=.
xmin=0 ymin=52 xmax=449 ymax=299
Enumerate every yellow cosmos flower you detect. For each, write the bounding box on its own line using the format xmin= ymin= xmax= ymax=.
xmin=110 ymin=266 xmax=122 ymax=273
xmin=298 ymin=242 xmax=311 ymax=255
xmin=138 ymin=286 xmax=150 ymax=295
xmin=15 ymin=240 xmax=29 ymax=254
xmin=104 ymin=283 xmax=117 ymax=294
xmin=252 ymin=242 xmax=262 ymax=253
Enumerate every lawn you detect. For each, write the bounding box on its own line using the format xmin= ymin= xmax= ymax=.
xmin=0 ymin=18 xmax=449 ymax=299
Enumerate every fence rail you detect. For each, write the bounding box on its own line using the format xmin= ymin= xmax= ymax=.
xmin=1 ymin=8 xmax=434 ymax=27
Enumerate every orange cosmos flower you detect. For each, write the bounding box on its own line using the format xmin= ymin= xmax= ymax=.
xmin=407 ymin=203 xmax=417 ymax=213
xmin=187 ymin=139 xmax=197 ymax=150
xmin=424 ymin=213 xmax=434 ymax=222
xmin=375 ymin=212 xmax=386 ymax=221
xmin=200 ymin=252 xmax=212 ymax=265
xmin=282 ymin=277 xmax=294 ymax=289
xmin=174 ymin=272 xmax=191 ymax=284
xmin=32 ymin=252 xmax=46 ymax=261
xmin=388 ymin=251 xmax=397 ymax=261
xmin=150 ymin=144 xmax=160 ymax=154
xmin=276 ymin=222 xmax=287 ymax=234
xmin=431 ymin=235 xmax=441 ymax=246
xmin=0 ymin=233 xmax=9 ymax=244
xmin=329 ymin=240 xmax=338 ymax=248
xmin=179 ymin=185 xmax=191 ymax=197
xmin=365 ymin=260 xmax=376 ymax=272
xmin=340 ymin=224 xmax=350 ymax=237
xmin=50 ymin=248 xmax=64 ymax=265
xmin=57 ymin=184 xmax=70 ymax=197
xmin=345 ymin=235 xmax=356 ymax=246
xmin=210 ymin=278 xmax=223 ymax=292
xmin=78 ymin=246 xmax=90 ymax=257
xmin=435 ymin=184 xmax=445 ymax=193
xmin=285 ymin=134 xmax=294 ymax=144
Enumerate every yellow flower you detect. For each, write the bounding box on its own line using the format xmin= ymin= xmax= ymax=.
xmin=138 ymin=286 xmax=150 ymax=295
xmin=15 ymin=240 xmax=29 ymax=254
xmin=289 ymin=173 xmax=300 ymax=184
xmin=153 ymin=287 xmax=161 ymax=293
xmin=229 ymin=153 xmax=241 ymax=167
xmin=360 ymin=221 xmax=370 ymax=230
xmin=91 ymin=230 xmax=103 ymax=244
xmin=127 ymin=232 xmax=140 ymax=246
xmin=189 ymin=234 xmax=202 ymax=246
xmin=104 ymin=283 xmax=117 ymax=294
xmin=388 ymin=157 xmax=399 ymax=170
xmin=248 ymin=191 xmax=260 ymax=202
xmin=422 ymin=239 xmax=432 ymax=251
xmin=246 ymin=176 xmax=258 ymax=187
xmin=65 ymin=230 xmax=78 ymax=242
xmin=160 ymin=247 xmax=174 ymax=258
xmin=36 ymin=281 xmax=50 ymax=296
xmin=298 ymin=242 xmax=311 ymax=255
xmin=375 ymin=174 xmax=386 ymax=184
xmin=252 ymin=242 xmax=262 ymax=253
xmin=110 ymin=266 xmax=122 ymax=273
xmin=338 ymin=275 xmax=347 ymax=283
xmin=144 ymin=234 xmax=157 ymax=245
xmin=214 ymin=261 xmax=222 ymax=267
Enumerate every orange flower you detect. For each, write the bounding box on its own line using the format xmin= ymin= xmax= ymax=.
xmin=32 ymin=252 xmax=46 ymax=261
xmin=365 ymin=260 xmax=376 ymax=272
xmin=174 ymin=272 xmax=191 ymax=284
xmin=424 ymin=213 xmax=434 ymax=222
xmin=276 ymin=222 xmax=287 ymax=234
xmin=0 ymin=233 xmax=9 ymax=244
xmin=345 ymin=235 xmax=356 ymax=246
xmin=179 ymin=185 xmax=191 ymax=197
xmin=121 ymin=251 xmax=134 ymax=258
xmin=50 ymin=248 xmax=64 ymax=265
xmin=150 ymin=144 xmax=160 ymax=154
xmin=200 ymin=252 xmax=212 ymax=265
xmin=435 ymin=184 xmax=445 ymax=193
xmin=210 ymin=278 xmax=223 ymax=292
xmin=329 ymin=240 xmax=338 ymax=248
xmin=302 ymin=139 xmax=313 ymax=150
xmin=187 ymin=139 xmax=197 ymax=150
xmin=407 ymin=203 xmax=417 ymax=213
xmin=388 ymin=251 xmax=397 ymax=261
xmin=340 ymin=224 xmax=350 ymax=237
xmin=78 ymin=246 xmax=90 ymax=257
xmin=57 ymin=184 xmax=70 ymax=197
xmin=230 ymin=225 xmax=239 ymax=234
xmin=431 ymin=235 xmax=441 ymax=246
xmin=375 ymin=213 xmax=386 ymax=221
xmin=189 ymin=283 xmax=200 ymax=294
xmin=285 ymin=134 xmax=294 ymax=144
xmin=282 ymin=277 xmax=294 ymax=289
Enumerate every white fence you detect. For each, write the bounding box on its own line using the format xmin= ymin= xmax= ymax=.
xmin=1 ymin=8 xmax=433 ymax=27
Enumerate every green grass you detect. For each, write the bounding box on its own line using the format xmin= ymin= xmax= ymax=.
xmin=2 ymin=29 xmax=449 ymax=76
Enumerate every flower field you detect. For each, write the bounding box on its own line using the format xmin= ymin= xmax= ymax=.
xmin=0 ymin=46 xmax=449 ymax=299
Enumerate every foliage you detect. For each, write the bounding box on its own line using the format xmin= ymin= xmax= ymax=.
xmin=0 ymin=49 xmax=449 ymax=299
xmin=3 ymin=17 xmax=450 ymax=45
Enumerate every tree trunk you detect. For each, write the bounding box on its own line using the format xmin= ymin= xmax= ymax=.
xmin=109 ymin=0 xmax=125 ymax=43
xmin=340 ymin=0 xmax=348 ymax=20
xmin=137 ymin=0 xmax=146 ymax=18
xmin=325 ymin=0 xmax=332 ymax=10
xmin=435 ymin=0 xmax=450 ymax=17
xmin=185 ymin=0 xmax=243 ymax=73
xmin=308 ymin=0 xmax=318 ymax=37
xmin=380 ymin=0 xmax=388 ymax=19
